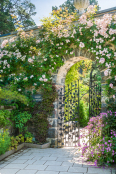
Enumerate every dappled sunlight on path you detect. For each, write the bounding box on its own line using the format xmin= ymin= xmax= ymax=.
xmin=0 ymin=147 xmax=115 ymax=174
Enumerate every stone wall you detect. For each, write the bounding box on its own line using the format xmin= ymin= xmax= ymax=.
xmin=46 ymin=48 xmax=109 ymax=146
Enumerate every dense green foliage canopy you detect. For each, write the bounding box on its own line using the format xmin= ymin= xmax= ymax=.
xmin=0 ymin=0 xmax=36 ymax=35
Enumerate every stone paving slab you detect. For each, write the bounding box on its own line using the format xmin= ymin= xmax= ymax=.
xmin=50 ymin=154 xmax=68 ymax=158
xmin=32 ymin=153 xmax=51 ymax=157
xmin=16 ymin=155 xmax=35 ymax=160
xmin=61 ymin=161 xmax=74 ymax=166
xmin=68 ymin=166 xmax=87 ymax=173
xmin=44 ymin=161 xmax=62 ymax=166
xmin=16 ymin=169 xmax=37 ymax=174
xmin=24 ymin=159 xmax=36 ymax=165
xmin=0 ymin=169 xmax=19 ymax=174
xmin=3 ymin=157 xmax=18 ymax=162
xmin=10 ymin=159 xmax=27 ymax=164
xmin=25 ymin=164 xmax=47 ymax=170
xmin=0 ymin=161 xmax=10 ymax=165
xmin=36 ymin=171 xmax=59 ymax=174
xmin=73 ymin=162 xmax=83 ymax=167
xmin=3 ymin=163 xmax=28 ymax=169
xmin=40 ymin=157 xmax=58 ymax=161
xmin=0 ymin=163 xmax=9 ymax=168
xmin=56 ymin=157 xmax=72 ymax=162
xmin=88 ymin=167 xmax=112 ymax=174
xmin=59 ymin=172 xmax=83 ymax=174
xmin=45 ymin=165 xmax=69 ymax=172
xmin=33 ymin=160 xmax=47 ymax=165
xmin=20 ymin=152 xmax=32 ymax=156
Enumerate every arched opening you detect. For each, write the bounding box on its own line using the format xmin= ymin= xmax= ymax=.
xmin=55 ymin=56 xmax=105 ymax=147
xmin=48 ymin=50 xmax=107 ymax=147
xmin=64 ymin=59 xmax=93 ymax=128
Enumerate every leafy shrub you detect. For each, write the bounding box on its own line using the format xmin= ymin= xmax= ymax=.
xmin=0 ymin=130 xmax=11 ymax=155
xmin=25 ymin=137 xmax=33 ymax=143
xmin=24 ymin=131 xmax=33 ymax=143
xmin=24 ymin=131 xmax=33 ymax=139
xmin=32 ymin=114 xmax=49 ymax=143
xmin=0 ymin=110 xmax=12 ymax=128
xmin=102 ymin=111 xmax=116 ymax=137
xmin=11 ymin=111 xmax=32 ymax=133
xmin=0 ymin=87 xmax=29 ymax=105
xmin=31 ymin=84 xmax=57 ymax=143
xmin=9 ymin=134 xmax=24 ymax=150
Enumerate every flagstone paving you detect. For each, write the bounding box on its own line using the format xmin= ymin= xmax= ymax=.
xmin=0 ymin=147 xmax=116 ymax=174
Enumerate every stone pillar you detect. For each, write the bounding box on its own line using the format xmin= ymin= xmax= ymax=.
xmin=46 ymin=101 xmax=58 ymax=147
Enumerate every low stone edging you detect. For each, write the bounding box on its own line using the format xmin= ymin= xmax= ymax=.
xmin=0 ymin=142 xmax=50 ymax=161
xmin=24 ymin=142 xmax=50 ymax=149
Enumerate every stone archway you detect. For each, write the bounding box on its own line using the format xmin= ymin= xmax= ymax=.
xmin=53 ymin=47 xmax=95 ymax=86
xmin=47 ymin=48 xmax=107 ymax=147
xmin=56 ymin=56 xmax=88 ymax=86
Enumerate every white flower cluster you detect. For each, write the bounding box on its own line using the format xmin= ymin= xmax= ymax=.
xmin=30 ymin=75 xmax=34 ymax=79
xmin=79 ymin=42 xmax=85 ymax=48
xmin=28 ymin=58 xmax=33 ymax=63
xmin=21 ymin=55 xmax=26 ymax=61
xmin=39 ymin=75 xmax=48 ymax=82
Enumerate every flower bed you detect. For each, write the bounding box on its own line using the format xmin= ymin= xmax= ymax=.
xmin=78 ymin=112 xmax=116 ymax=167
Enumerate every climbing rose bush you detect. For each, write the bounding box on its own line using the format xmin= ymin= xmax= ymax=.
xmin=0 ymin=5 xmax=116 ymax=99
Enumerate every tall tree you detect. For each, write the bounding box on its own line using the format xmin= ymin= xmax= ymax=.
xmin=12 ymin=0 xmax=37 ymax=29
xmin=0 ymin=0 xmax=15 ymax=35
xmin=52 ymin=0 xmax=100 ymax=14
xmin=0 ymin=0 xmax=37 ymax=35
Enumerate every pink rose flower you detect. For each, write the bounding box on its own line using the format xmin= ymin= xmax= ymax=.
xmin=36 ymin=40 xmax=40 ymax=43
xmin=109 ymin=83 xmax=113 ymax=88
xmin=79 ymin=42 xmax=85 ymax=48
xmin=99 ymin=58 xmax=105 ymax=64
xmin=87 ymin=20 xmax=93 ymax=28
xmin=79 ymin=14 xmax=87 ymax=25
xmin=104 ymin=70 xmax=109 ymax=76
xmin=1 ymin=40 xmax=8 ymax=48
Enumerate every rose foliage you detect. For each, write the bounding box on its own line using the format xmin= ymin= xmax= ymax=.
xmin=0 ymin=5 xmax=116 ymax=101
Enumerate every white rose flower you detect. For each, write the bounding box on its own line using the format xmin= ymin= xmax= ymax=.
xmin=42 ymin=75 xmax=45 ymax=78
xmin=18 ymin=89 xmax=21 ymax=91
xmin=79 ymin=42 xmax=85 ymax=48
xmin=43 ymin=79 xmax=48 ymax=82
xmin=28 ymin=58 xmax=33 ymax=63
xmin=30 ymin=75 xmax=34 ymax=78
xmin=39 ymin=78 xmax=43 ymax=81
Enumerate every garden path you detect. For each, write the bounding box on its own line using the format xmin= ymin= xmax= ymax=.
xmin=0 ymin=147 xmax=115 ymax=174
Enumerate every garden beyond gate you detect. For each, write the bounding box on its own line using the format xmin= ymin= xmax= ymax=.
xmin=57 ymin=68 xmax=101 ymax=148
